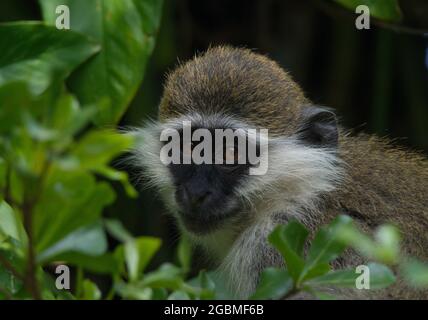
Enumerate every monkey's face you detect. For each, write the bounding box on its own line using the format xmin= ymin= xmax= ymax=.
xmin=130 ymin=113 xmax=268 ymax=235
xmin=162 ymin=117 xmax=259 ymax=235
xmin=170 ymin=159 xmax=248 ymax=234
xmin=130 ymin=107 xmax=343 ymax=237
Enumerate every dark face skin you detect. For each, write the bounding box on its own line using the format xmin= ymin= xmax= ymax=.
xmin=166 ymin=128 xmax=251 ymax=235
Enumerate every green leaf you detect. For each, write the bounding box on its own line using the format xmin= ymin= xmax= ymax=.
xmin=333 ymin=0 xmax=402 ymax=22
xmin=0 ymin=22 xmax=100 ymax=95
xmin=0 ymin=200 xmax=26 ymax=244
xmin=364 ymin=263 xmax=396 ymax=289
xmin=115 ymin=281 xmax=152 ymax=300
xmin=94 ymin=166 xmax=138 ymax=198
xmin=300 ymin=263 xmax=331 ymax=282
xmin=46 ymin=92 xmax=96 ymax=148
xmin=140 ymin=263 xmax=183 ymax=290
xmin=37 ymin=222 xmax=108 ymax=263
xmin=281 ymin=220 xmax=309 ymax=256
xmin=70 ymin=130 xmax=135 ymax=169
xmin=374 ymin=225 xmax=400 ymax=264
xmin=34 ymin=169 xmax=115 ymax=253
xmin=301 ymin=215 xmax=352 ymax=282
xmin=124 ymin=236 xmax=162 ymax=282
xmin=308 ymin=263 xmax=395 ymax=290
xmin=82 ymin=279 xmax=101 ymax=300
xmin=52 ymin=252 xmax=121 ymax=275
xmin=336 ymin=222 xmax=400 ymax=264
xmin=0 ymin=82 xmax=33 ymax=133
xmin=39 ymin=0 xmax=164 ymax=125
xmin=168 ymin=290 xmax=191 ymax=300
xmin=197 ymin=270 xmax=216 ymax=299
xmin=268 ymin=224 xmax=306 ymax=281
xmin=250 ymin=268 xmax=293 ymax=300
xmin=402 ymin=259 xmax=428 ymax=288
xmin=307 ymin=269 xmax=358 ymax=287
xmin=104 ymin=219 xmax=134 ymax=243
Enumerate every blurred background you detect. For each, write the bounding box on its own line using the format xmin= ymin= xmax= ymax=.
xmin=2 ymin=0 xmax=427 ymax=275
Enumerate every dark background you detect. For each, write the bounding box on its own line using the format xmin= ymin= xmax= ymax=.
xmin=2 ymin=0 xmax=427 ymax=270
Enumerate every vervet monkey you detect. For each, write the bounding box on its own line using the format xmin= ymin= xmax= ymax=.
xmin=129 ymin=46 xmax=428 ymax=299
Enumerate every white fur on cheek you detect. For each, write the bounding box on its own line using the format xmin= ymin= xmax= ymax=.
xmin=236 ymin=137 xmax=345 ymax=220
xmin=126 ymin=122 xmax=178 ymax=213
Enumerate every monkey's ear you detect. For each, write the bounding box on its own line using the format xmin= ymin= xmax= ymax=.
xmin=297 ymin=106 xmax=338 ymax=147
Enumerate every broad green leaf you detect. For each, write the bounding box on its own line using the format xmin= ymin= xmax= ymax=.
xmin=40 ymin=0 xmax=164 ymax=125
xmin=140 ymin=263 xmax=183 ymax=290
xmin=268 ymin=225 xmax=306 ymax=281
xmin=115 ymin=281 xmax=153 ymax=300
xmin=94 ymin=166 xmax=138 ymax=198
xmin=0 ymin=82 xmax=33 ymax=133
xmin=46 ymin=92 xmax=97 ymax=150
xmin=0 ymin=22 xmax=100 ymax=95
xmin=250 ymin=268 xmax=293 ymax=300
xmin=0 ymin=201 xmax=26 ymax=244
xmin=124 ymin=236 xmax=162 ymax=282
xmin=336 ymin=222 xmax=400 ymax=264
xmin=300 ymin=263 xmax=331 ymax=282
xmin=82 ymin=279 xmax=101 ymax=300
xmin=187 ymin=271 xmax=235 ymax=300
xmin=52 ymin=252 xmax=121 ymax=275
xmin=281 ymin=220 xmax=309 ymax=256
xmin=301 ymin=215 xmax=352 ymax=282
xmin=168 ymin=290 xmax=191 ymax=300
xmin=374 ymin=225 xmax=400 ymax=264
xmin=37 ymin=222 xmax=108 ymax=263
xmin=104 ymin=219 xmax=133 ymax=243
xmin=363 ymin=263 xmax=396 ymax=289
xmin=333 ymin=0 xmax=402 ymax=22
xmin=307 ymin=269 xmax=358 ymax=287
xmin=402 ymin=259 xmax=428 ymax=288
xmin=34 ymin=169 xmax=115 ymax=252
xmin=197 ymin=270 xmax=216 ymax=300
xmin=308 ymin=263 xmax=395 ymax=289
xmin=151 ymin=288 xmax=169 ymax=300
xmin=70 ymin=130 xmax=135 ymax=169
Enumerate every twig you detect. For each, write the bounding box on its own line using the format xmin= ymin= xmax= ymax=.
xmin=22 ymin=199 xmax=41 ymax=300
xmin=21 ymin=161 xmax=51 ymax=300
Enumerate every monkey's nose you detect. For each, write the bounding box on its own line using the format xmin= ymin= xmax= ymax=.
xmin=181 ymin=187 xmax=212 ymax=212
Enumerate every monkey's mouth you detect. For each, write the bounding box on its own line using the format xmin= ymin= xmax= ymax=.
xmin=180 ymin=215 xmax=226 ymax=235
xmin=177 ymin=202 xmax=240 ymax=235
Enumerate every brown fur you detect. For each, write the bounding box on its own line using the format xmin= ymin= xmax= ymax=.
xmin=156 ymin=46 xmax=428 ymax=299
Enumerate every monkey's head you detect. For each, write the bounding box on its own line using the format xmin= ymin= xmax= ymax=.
xmin=131 ymin=46 xmax=342 ymax=236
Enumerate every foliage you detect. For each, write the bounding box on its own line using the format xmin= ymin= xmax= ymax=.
xmin=251 ymin=216 xmax=428 ymax=299
xmin=0 ymin=0 xmax=165 ymax=299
